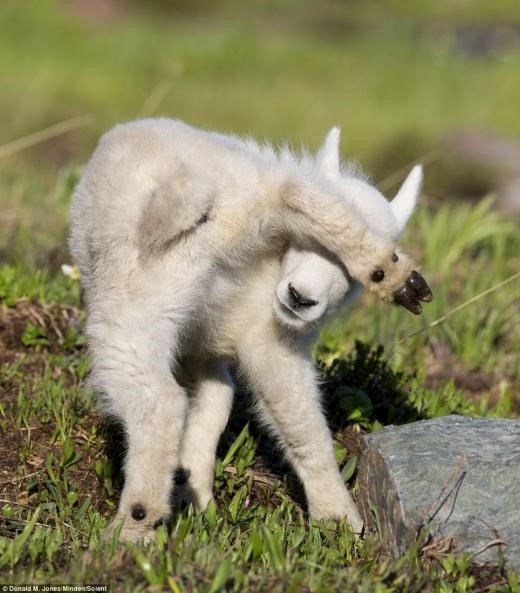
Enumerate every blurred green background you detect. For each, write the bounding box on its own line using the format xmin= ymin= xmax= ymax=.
xmin=1 ymin=0 xmax=520 ymax=267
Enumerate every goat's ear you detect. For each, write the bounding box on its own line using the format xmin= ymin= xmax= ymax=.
xmin=317 ymin=126 xmax=341 ymax=179
xmin=391 ymin=164 xmax=423 ymax=231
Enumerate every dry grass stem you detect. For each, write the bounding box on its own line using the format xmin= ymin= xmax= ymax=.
xmin=0 ymin=114 xmax=93 ymax=160
xmin=393 ymin=270 xmax=520 ymax=348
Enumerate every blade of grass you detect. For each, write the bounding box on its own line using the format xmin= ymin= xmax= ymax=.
xmin=0 ymin=114 xmax=93 ymax=160
xmin=207 ymin=557 xmax=232 ymax=593
xmin=378 ymin=149 xmax=441 ymax=192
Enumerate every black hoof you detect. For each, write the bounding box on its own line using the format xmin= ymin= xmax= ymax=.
xmin=394 ymin=284 xmax=422 ymax=315
xmin=406 ymin=270 xmax=433 ymax=302
xmin=393 ymin=271 xmax=432 ymax=314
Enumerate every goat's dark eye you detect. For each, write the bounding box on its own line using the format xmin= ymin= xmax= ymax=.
xmin=371 ymin=269 xmax=385 ymax=283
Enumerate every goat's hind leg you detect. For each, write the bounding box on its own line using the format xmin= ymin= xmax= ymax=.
xmin=176 ymin=360 xmax=234 ymax=510
xmin=89 ymin=309 xmax=188 ymax=543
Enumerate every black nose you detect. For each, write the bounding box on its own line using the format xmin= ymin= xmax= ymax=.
xmin=288 ymin=283 xmax=319 ymax=309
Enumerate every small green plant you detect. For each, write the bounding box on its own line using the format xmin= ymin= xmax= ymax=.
xmin=319 ymin=341 xmax=416 ymax=429
xmin=58 ymin=326 xmax=86 ymax=350
xmin=21 ymin=322 xmax=48 ymax=347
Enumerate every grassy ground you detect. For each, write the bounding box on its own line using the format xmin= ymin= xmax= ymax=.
xmin=1 ymin=1 xmax=519 ymax=591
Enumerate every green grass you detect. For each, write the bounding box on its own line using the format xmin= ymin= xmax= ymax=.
xmin=1 ymin=200 xmax=518 ymax=591
xmin=1 ymin=0 xmax=520 ymax=590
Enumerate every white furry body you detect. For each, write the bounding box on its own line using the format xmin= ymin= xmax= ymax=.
xmin=70 ymin=118 xmax=422 ymax=541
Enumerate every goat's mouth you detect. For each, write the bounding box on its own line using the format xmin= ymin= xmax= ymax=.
xmin=273 ymin=296 xmax=307 ymax=326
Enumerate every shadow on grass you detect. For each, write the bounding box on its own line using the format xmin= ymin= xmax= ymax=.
xmin=318 ymin=340 xmax=423 ymax=431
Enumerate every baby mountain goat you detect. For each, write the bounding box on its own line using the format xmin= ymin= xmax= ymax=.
xmin=70 ymin=119 xmax=431 ymax=542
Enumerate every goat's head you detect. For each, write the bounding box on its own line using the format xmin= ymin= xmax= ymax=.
xmin=273 ymin=127 xmax=425 ymax=331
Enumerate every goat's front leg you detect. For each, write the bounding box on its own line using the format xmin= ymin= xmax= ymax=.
xmin=278 ymin=180 xmax=432 ymax=313
xmin=176 ymin=360 xmax=234 ymax=510
xmin=238 ymin=325 xmax=363 ymax=534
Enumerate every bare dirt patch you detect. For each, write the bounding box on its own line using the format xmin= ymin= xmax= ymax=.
xmin=0 ymin=300 xmax=85 ymax=410
xmin=0 ymin=298 xmax=111 ymax=517
xmin=425 ymin=342 xmax=519 ymax=412
xmin=335 ymin=424 xmax=365 ymax=457
xmin=0 ymin=428 xmax=23 ymax=499
xmin=0 ymin=410 xmax=113 ymax=518
xmin=0 ymin=299 xmax=82 ymax=353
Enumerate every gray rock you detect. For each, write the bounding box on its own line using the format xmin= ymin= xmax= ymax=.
xmin=358 ymin=415 xmax=520 ymax=571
